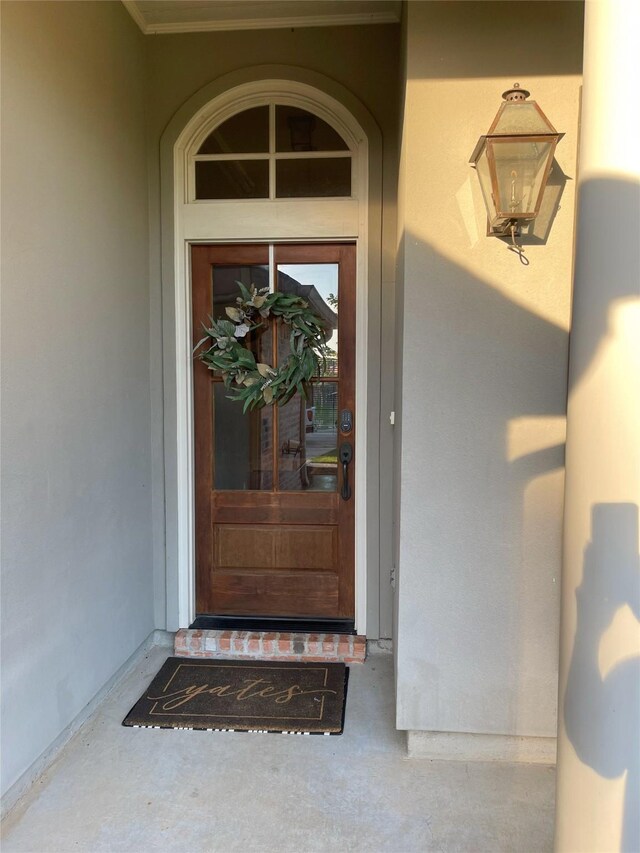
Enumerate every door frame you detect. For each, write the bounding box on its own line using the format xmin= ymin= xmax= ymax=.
xmin=192 ymin=242 xmax=357 ymax=621
xmin=160 ymin=69 xmax=383 ymax=636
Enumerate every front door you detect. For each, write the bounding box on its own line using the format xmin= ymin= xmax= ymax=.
xmin=192 ymin=243 xmax=356 ymax=622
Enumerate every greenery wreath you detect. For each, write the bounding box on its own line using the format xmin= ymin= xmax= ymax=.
xmin=194 ymin=281 xmax=329 ymax=412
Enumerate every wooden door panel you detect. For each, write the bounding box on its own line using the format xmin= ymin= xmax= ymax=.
xmin=211 ymin=569 xmax=339 ymax=617
xmin=212 ymin=491 xmax=339 ymax=525
xmin=193 ymin=243 xmax=355 ymax=619
xmin=215 ymin=524 xmax=337 ymax=570
xmin=275 ymin=526 xmax=337 ymax=570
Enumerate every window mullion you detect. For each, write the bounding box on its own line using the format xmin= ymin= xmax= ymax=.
xmin=273 ymin=151 xmax=353 ymax=160
xmin=269 ymin=103 xmax=276 ymax=201
xmin=194 ymin=153 xmax=270 ymax=162
xmin=268 ymin=244 xmax=275 ymax=294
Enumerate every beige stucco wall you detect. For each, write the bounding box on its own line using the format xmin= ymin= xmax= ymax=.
xmin=1 ymin=1 xmax=152 ymax=799
xmin=145 ymin=24 xmax=401 ymax=637
xmin=0 ymin=0 xmax=587 ymax=801
xmin=395 ymin=1 xmax=584 ymax=737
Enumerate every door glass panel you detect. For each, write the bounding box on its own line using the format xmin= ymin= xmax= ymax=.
xmin=213 ymin=384 xmax=273 ymax=490
xmin=276 ymin=158 xmax=351 ymax=198
xmin=211 ymin=265 xmax=272 ymax=365
xmin=198 ymin=107 xmax=269 ymax=154
xmin=275 ymin=106 xmax=349 ymax=152
xmin=276 ymin=264 xmax=338 ymax=377
xmin=278 ymin=382 xmax=338 ymax=492
xmin=195 ymin=160 xmax=269 ymax=199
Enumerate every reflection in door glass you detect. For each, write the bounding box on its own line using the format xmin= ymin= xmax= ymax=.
xmin=213 ymin=384 xmax=273 ymax=490
xmin=211 ymin=264 xmax=272 ymax=365
xmin=276 ymin=264 xmax=338 ymax=377
xmin=278 ymin=383 xmax=338 ymax=492
xmin=212 ymin=264 xmax=268 ymax=318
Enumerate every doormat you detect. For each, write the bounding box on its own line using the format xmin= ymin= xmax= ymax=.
xmin=123 ymin=657 xmax=348 ymax=735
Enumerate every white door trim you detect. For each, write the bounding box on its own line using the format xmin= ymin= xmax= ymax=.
xmin=171 ymin=80 xmax=370 ymax=633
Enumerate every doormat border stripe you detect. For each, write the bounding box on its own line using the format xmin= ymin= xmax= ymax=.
xmin=127 ymin=726 xmax=338 ymax=736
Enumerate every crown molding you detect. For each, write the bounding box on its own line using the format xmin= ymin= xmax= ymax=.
xmin=122 ymin=0 xmax=148 ymax=33
xmin=122 ymin=1 xmax=400 ymax=35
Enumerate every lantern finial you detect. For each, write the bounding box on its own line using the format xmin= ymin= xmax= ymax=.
xmin=502 ymin=83 xmax=530 ymax=102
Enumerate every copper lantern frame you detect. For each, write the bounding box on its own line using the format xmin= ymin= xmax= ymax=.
xmin=469 ymin=84 xmax=564 ymax=240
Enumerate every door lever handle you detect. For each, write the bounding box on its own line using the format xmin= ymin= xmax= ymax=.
xmin=339 ymin=442 xmax=353 ymax=501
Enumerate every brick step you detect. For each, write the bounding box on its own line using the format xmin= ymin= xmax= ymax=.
xmin=175 ymin=629 xmax=366 ymax=663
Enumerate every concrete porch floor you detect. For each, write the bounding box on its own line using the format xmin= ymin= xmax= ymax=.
xmin=1 ymin=645 xmax=555 ymax=852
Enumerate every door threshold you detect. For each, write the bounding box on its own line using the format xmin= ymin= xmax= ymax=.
xmin=190 ymin=615 xmax=356 ymax=635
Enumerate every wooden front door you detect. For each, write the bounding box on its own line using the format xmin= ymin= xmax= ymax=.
xmin=192 ymin=243 xmax=356 ymax=621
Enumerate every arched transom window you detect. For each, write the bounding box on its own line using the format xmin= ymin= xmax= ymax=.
xmin=190 ymin=103 xmax=354 ymax=201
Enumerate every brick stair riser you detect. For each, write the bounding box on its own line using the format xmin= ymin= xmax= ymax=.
xmin=174 ymin=629 xmax=366 ymax=663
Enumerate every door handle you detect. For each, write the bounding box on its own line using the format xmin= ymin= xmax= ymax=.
xmin=339 ymin=442 xmax=353 ymax=501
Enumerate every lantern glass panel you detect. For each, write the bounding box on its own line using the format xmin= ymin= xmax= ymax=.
xmin=473 ymin=141 xmax=498 ymax=222
xmin=491 ymin=102 xmax=555 ymax=135
xmin=489 ymin=139 xmax=553 ymax=217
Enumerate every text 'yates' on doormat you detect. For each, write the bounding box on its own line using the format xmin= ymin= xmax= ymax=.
xmin=123 ymin=657 xmax=348 ymax=735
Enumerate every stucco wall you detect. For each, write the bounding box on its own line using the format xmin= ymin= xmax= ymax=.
xmin=395 ymin=1 xmax=583 ymax=737
xmin=145 ymin=24 xmax=401 ymax=637
xmin=1 ymin=1 xmax=152 ymax=797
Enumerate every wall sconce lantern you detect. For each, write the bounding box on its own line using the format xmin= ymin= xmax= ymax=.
xmin=470 ymin=84 xmax=563 ymax=251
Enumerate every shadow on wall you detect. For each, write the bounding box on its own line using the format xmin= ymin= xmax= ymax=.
xmin=395 ymin=176 xmax=639 ymax=737
xmin=406 ymin=1 xmax=584 ymax=81
xmin=567 ymin=176 xmax=640 ymax=393
xmin=396 ymin=224 xmax=570 ymax=732
xmin=495 ymin=158 xmax=570 ymax=250
xmin=564 ymin=504 xmax=640 ymax=853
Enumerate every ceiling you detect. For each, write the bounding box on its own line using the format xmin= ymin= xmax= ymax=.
xmin=122 ymin=0 xmax=402 ymax=35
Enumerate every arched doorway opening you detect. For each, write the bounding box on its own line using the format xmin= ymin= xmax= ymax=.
xmin=161 ymin=72 xmax=382 ymax=635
